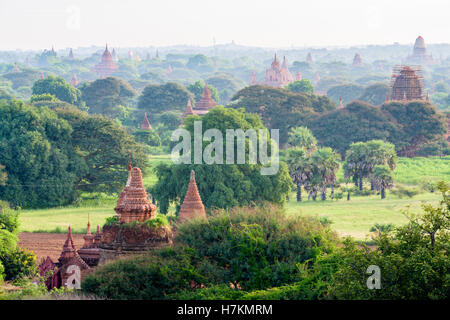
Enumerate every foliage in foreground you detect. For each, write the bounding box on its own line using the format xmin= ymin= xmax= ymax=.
xmin=82 ymin=205 xmax=337 ymax=299
xmin=83 ymin=182 xmax=449 ymax=300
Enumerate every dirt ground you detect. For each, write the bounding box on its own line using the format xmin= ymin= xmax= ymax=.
xmin=18 ymin=232 xmax=85 ymax=263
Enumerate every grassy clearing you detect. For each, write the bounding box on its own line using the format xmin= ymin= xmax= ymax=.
xmin=17 ymin=155 xmax=447 ymax=239
xmin=285 ymin=191 xmax=441 ymax=240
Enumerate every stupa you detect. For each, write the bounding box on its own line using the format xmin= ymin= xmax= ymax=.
xmin=406 ymin=36 xmax=436 ymax=65
xmin=352 ymin=53 xmax=362 ymax=67
xmin=306 ymin=52 xmax=313 ymax=63
xmin=141 ymin=112 xmax=152 ymax=130
xmin=68 ymin=48 xmax=74 ymax=59
xmin=389 ymin=65 xmax=425 ymax=101
xmin=93 ymin=44 xmax=118 ymax=78
xmin=178 ymin=170 xmax=207 ymax=224
xmin=71 ymin=74 xmax=78 ymax=86
xmin=99 ymin=165 xmax=172 ymax=263
xmin=181 ymin=99 xmax=195 ymax=125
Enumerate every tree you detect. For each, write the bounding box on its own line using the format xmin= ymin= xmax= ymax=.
xmin=308 ymin=147 xmax=340 ymax=201
xmin=370 ymin=223 xmax=394 ymax=237
xmin=344 ymin=140 xmax=397 ymax=191
xmin=287 ymin=126 xmax=317 ymax=155
xmin=151 ymin=107 xmax=292 ymax=213
xmin=309 ymin=101 xmax=400 ymax=155
xmin=371 ymin=165 xmax=394 ymax=199
xmin=327 ymin=83 xmax=364 ymax=105
xmin=186 ymin=80 xmax=219 ymax=103
xmin=206 ymin=73 xmax=245 ymax=104
xmin=231 ymin=85 xmax=335 ymax=145
xmin=54 ymin=107 xmax=147 ymax=194
xmin=0 ymin=100 xmax=84 ymax=208
xmin=381 ymin=101 xmax=447 ymax=157
xmin=286 ymin=79 xmax=314 ymax=94
xmin=80 ymin=77 xmax=136 ymax=117
xmin=138 ymin=82 xmax=194 ymax=114
xmin=0 ymin=164 xmax=7 ymax=186
xmin=358 ymin=83 xmax=390 ymax=106
xmin=286 ymin=148 xmax=312 ymax=202
xmin=32 ymin=75 xmax=82 ymax=106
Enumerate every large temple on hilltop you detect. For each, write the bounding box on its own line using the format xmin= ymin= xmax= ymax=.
xmin=406 ymin=36 xmax=436 ymax=65
xmin=387 ymin=65 xmax=425 ymax=101
xmin=93 ymin=44 xmax=118 ymax=78
xmin=181 ymin=84 xmax=217 ymax=124
xmin=38 ymin=161 xmax=208 ymax=290
xmin=250 ymin=54 xmax=295 ymax=88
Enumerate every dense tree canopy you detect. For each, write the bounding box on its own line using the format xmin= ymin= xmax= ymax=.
xmin=138 ymin=82 xmax=194 ymax=114
xmin=55 ymin=107 xmax=148 ymax=194
xmin=358 ymin=82 xmax=390 ymax=106
xmin=230 ymin=85 xmax=336 ymax=145
xmin=80 ymin=77 xmax=136 ymax=117
xmin=326 ymin=83 xmax=364 ymax=105
xmin=0 ymin=100 xmax=83 ymax=208
xmin=32 ymin=75 xmax=82 ymax=106
xmin=152 ymin=106 xmax=292 ymax=214
xmin=309 ymin=101 xmax=398 ymax=155
xmin=286 ymin=79 xmax=314 ymax=94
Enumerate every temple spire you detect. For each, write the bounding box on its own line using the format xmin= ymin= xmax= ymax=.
xmin=141 ymin=112 xmax=152 ymax=130
xmin=178 ymin=170 xmax=207 ymax=224
xmin=339 ymin=97 xmax=344 ymax=109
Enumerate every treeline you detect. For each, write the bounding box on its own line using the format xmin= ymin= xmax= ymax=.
xmin=231 ymin=85 xmax=448 ymax=156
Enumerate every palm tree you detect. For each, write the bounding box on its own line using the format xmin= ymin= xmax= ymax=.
xmin=370 ymin=223 xmax=394 ymax=237
xmin=372 ymin=165 xmax=394 ymax=199
xmin=286 ymin=147 xmax=312 ymax=202
xmin=310 ymin=147 xmax=340 ymax=201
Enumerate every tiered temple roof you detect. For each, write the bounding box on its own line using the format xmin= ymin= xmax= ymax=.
xmin=93 ymin=44 xmax=118 ymax=78
xmin=114 ymin=167 xmax=156 ymax=223
xmin=178 ymin=170 xmax=207 ymax=224
xmin=195 ymin=83 xmax=217 ymax=114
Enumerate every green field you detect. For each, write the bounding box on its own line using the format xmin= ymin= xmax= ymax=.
xmin=18 ymin=155 xmax=448 ymax=239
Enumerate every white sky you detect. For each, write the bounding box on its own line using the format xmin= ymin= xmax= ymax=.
xmin=0 ymin=0 xmax=449 ymax=50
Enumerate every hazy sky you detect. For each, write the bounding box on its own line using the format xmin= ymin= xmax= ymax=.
xmin=0 ymin=0 xmax=449 ymax=50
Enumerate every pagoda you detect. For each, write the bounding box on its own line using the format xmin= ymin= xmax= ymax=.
xmin=352 ymin=53 xmax=362 ymax=67
xmin=178 ymin=170 xmax=207 ymax=224
xmin=406 ymin=36 xmax=436 ymax=65
xmin=71 ymin=74 xmax=78 ymax=86
xmin=114 ymin=167 xmax=156 ymax=223
xmin=93 ymin=44 xmax=118 ymax=78
xmin=295 ymin=71 xmax=302 ymax=81
xmin=77 ymin=220 xmax=101 ymax=267
xmin=314 ymin=72 xmax=321 ymax=85
xmin=40 ymin=72 xmax=44 ymax=80
xmin=13 ymin=63 xmax=20 ymax=72
xmin=194 ymin=83 xmax=217 ymax=115
xmin=389 ymin=65 xmax=425 ymax=101
xmin=306 ymin=52 xmax=313 ymax=63
xmin=181 ymin=99 xmax=195 ymax=125
xmin=141 ymin=112 xmax=152 ymax=130
xmin=112 ymin=48 xmax=119 ymax=62
xmin=68 ymin=48 xmax=74 ymax=59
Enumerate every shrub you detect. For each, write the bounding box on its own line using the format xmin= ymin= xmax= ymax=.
xmin=176 ymin=204 xmax=338 ymax=291
xmin=0 ymin=248 xmax=38 ymax=281
xmin=390 ymin=185 xmax=421 ymax=198
xmin=82 ymin=246 xmax=219 ymax=300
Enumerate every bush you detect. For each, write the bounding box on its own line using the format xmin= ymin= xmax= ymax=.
xmin=82 ymin=246 xmax=219 ymax=300
xmin=176 ymin=205 xmax=338 ymax=291
xmin=0 ymin=248 xmax=38 ymax=281
xmin=390 ymin=185 xmax=421 ymax=198
xmin=0 ymin=261 xmax=4 ymax=283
